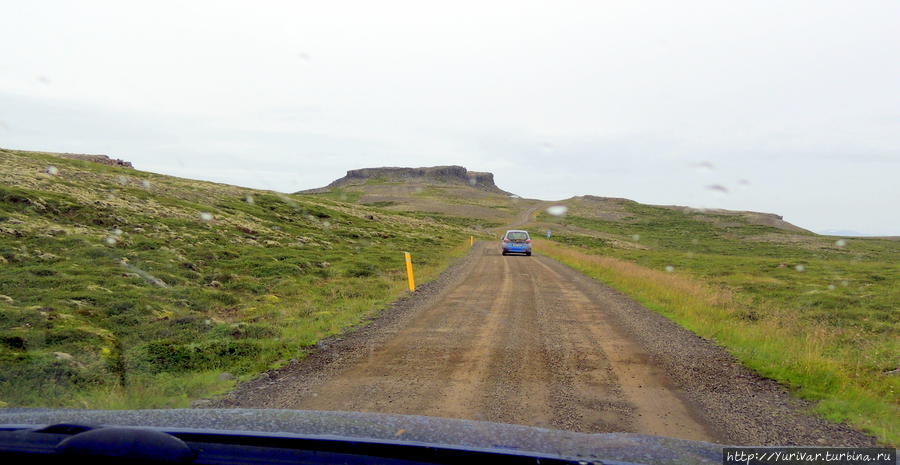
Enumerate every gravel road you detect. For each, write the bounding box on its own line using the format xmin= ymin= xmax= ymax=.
xmin=214 ymin=243 xmax=876 ymax=446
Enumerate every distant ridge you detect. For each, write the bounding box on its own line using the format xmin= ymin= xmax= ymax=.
xmin=302 ymin=166 xmax=812 ymax=233
xmin=58 ymin=153 xmax=133 ymax=168
xmin=3 ymin=149 xmax=134 ymax=168
xmin=819 ymin=229 xmax=873 ymax=237
xmin=571 ymin=195 xmax=812 ymax=234
xmin=299 ymin=165 xmax=511 ymax=195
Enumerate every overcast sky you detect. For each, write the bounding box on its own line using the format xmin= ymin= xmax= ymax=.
xmin=1 ymin=1 xmax=898 ymax=235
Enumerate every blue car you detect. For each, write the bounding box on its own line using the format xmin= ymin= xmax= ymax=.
xmin=501 ymin=230 xmax=532 ymax=256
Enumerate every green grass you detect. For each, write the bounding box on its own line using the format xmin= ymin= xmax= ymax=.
xmin=534 ymin=202 xmax=899 ymax=445
xmin=311 ymin=188 xmax=363 ymax=203
xmin=0 ymin=148 xmax=472 ymax=408
xmin=536 ymin=205 xmax=898 ymax=336
xmin=398 ymin=211 xmax=503 ymax=229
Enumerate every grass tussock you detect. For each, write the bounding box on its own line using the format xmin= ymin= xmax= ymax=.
xmin=536 ymin=239 xmax=899 ymax=445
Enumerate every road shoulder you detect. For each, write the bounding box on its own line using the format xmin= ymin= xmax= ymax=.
xmin=210 ymin=243 xmax=487 ymax=408
xmin=534 ymin=253 xmax=877 ymax=446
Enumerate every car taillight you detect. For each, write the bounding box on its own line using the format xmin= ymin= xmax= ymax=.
xmin=503 ymin=238 xmax=510 ymax=242
xmin=526 ymin=239 xmax=532 ymax=243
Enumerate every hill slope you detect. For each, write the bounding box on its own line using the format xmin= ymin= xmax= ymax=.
xmin=0 ymin=149 xmax=471 ymax=407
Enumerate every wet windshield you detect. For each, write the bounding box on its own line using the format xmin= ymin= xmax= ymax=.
xmin=0 ymin=0 xmax=897 ymax=453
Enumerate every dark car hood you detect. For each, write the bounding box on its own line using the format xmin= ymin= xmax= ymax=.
xmin=0 ymin=408 xmax=726 ymax=464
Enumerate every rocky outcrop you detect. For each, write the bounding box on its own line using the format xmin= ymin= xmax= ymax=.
xmin=302 ymin=166 xmax=510 ymax=194
xmin=59 ymin=153 xmax=133 ymax=168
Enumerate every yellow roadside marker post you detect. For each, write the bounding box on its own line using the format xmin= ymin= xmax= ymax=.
xmin=404 ymin=252 xmax=416 ymax=292
xmin=470 ymin=236 xmax=474 ymax=247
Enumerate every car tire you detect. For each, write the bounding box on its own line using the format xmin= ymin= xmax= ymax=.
xmin=525 ymin=252 xmax=532 ymax=256
xmin=502 ymin=251 xmax=507 ymax=256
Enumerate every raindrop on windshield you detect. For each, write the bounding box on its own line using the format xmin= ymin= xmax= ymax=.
xmin=112 ymin=228 xmax=123 ymax=236
xmin=692 ymin=161 xmax=714 ymax=174
xmin=141 ymin=180 xmax=152 ymax=189
xmin=105 ymin=236 xmax=118 ymax=246
xmin=835 ymin=239 xmax=847 ymax=247
xmin=276 ymin=193 xmax=300 ymax=210
xmin=468 ymin=177 xmax=477 ymax=186
xmin=795 ymin=264 xmax=806 ymax=272
xmin=245 ymin=195 xmax=254 ymax=204
xmin=546 ymin=205 xmax=568 ymax=216
xmin=46 ymin=166 xmax=59 ymax=175
xmin=665 ymin=265 xmax=675 ymax=272
xmin=828 ymin=284 xmax=836 ymax=290
xmin=706 ymin=184 xmax=729 ymax=194
xmin=117 ymin=175 xmax=129 ymax=185
xmin=631 ymin=234 xmax=641 ymax=241
xmin=199 ymin=212 xmax=213 ymax=221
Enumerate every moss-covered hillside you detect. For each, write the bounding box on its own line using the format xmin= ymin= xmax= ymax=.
xmin=0 ymin=149 xmax=470 ymax=407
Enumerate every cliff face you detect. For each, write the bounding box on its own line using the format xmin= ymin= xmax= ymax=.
xmin=312 ymin=165 xmax=510 ymax=195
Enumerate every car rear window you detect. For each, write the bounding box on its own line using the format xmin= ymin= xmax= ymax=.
xmin=507 ymin=231 xmax=529 ymax=240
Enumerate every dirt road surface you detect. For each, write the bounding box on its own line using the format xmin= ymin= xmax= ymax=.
xmin=215 ymin=243 xmax=875 ymax=446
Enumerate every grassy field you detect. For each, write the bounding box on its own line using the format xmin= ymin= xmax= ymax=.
xmin=533 ymin=202 xmax=899 ymax=444
xmin=0 ymin=149 xmax=472 ymax=408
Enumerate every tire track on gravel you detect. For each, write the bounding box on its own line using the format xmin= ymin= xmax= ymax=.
xmin=529 ymin=255 xmax=715 ymax=440
xmin=473 ymin=255 xmax=553 ymax=426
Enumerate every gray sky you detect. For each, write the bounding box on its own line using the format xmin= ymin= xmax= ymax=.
xmin=1 ymin=1 xmax=898 ymax=235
